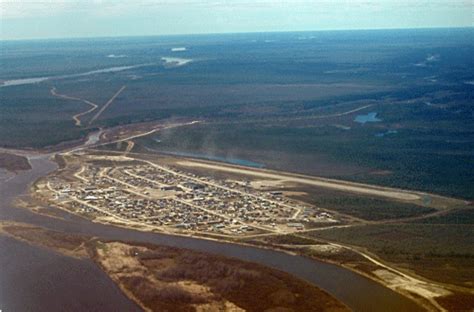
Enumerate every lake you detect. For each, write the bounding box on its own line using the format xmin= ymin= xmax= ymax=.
xmin=354 ymin=112 xmax=382 ymax=124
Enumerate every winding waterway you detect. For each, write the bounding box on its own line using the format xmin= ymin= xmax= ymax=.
xmin=0 ymin=156 xmax=424 ymax=312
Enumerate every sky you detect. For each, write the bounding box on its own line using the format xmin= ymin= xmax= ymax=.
xmin=0 ymin=0 xmax=472 ymax=40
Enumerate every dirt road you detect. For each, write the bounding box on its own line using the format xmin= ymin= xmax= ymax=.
xmin=298 ymin=104 xmax=374 ymax=120
xmin=50 ymin=87 xmax=98 ymax=126
xmin=88 ymin=85 xmax=126 ymax=125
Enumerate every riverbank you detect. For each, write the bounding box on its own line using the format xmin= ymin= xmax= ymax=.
xmin=28 ymin=151 xmax=440 ymax=311
xmin=3 ymin=121 xmax=472 ymax=311
xmin=0 ymin=152 xmax=32 ymax=172
xmin=36 ymin=149 xmax=474 ymax=311
xmin=1 ymin=221 xmax=349 ymax=312
xmin=0 ymin=154 xmax=426 ymax=312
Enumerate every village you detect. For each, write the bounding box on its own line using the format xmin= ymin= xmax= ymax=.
xmin=43 ymin=154 xmax=338 ymax=236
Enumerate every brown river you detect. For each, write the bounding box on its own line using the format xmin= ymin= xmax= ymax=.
xmin=0 ymin=155 xmax=424 ymax=311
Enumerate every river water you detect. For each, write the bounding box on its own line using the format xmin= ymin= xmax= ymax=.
xmin=0 ymin=64 xmax=152 ymax=88
xmin=0 ymin=156 xmax=424 ymax=312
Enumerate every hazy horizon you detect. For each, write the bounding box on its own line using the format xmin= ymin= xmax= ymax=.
xmin=1 ymin=26 xmax=472 ymax=42
xmin=1 ymin=0 xmax=472 ymax=40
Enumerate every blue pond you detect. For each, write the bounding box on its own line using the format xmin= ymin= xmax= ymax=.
xmin=375 ymin=130 xmax=398 ymax=137
xmin=354 ymin=112 xmax=382 ymax=124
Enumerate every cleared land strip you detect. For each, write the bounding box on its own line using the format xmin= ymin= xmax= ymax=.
xmin=176 ymin=161 xmax=422 ymax=201
xmin=88 ymin=85 xmax=127 ymax=125
xmin=213 ymin=103 xmax=375 ymax=126
xmin=296 ymin=104 xmax=374 ymax=120
xmin=50 ymin=87 xmax=98 ymax=126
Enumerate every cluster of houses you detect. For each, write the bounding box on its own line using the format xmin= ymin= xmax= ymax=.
xmin=48 ymin=161 xmax=337 ymax=235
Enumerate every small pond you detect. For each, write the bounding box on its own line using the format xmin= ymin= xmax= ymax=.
xmin=354 ymin=112 xmax=381 ymax=124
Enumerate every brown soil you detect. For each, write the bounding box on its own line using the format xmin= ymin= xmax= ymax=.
xmin=93 ymin=241 xmax=349 ymax=312
xmin=0 ymin=222 xmax=88 ymax=258
xmin=0 ymin=152 xmax=31 ymax=172
xmin=53 ymin=154 xmax=67 ymax=169
xmin=435 ymin=292 xmax=474 ymax=311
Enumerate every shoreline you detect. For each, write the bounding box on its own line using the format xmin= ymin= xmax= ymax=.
xmin=26 ymin=170 xmax=442 ymax=312
xmin=0 ymin=220 xmax=349 ymax=312
xmin=3 ymin=124 xmax=471 ymax=311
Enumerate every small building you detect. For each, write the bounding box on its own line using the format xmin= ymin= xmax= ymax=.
xmin=287 ymin=222 xmax=304 ymax=229
xmin=181 ymin=182 xmax=205 ymax=191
